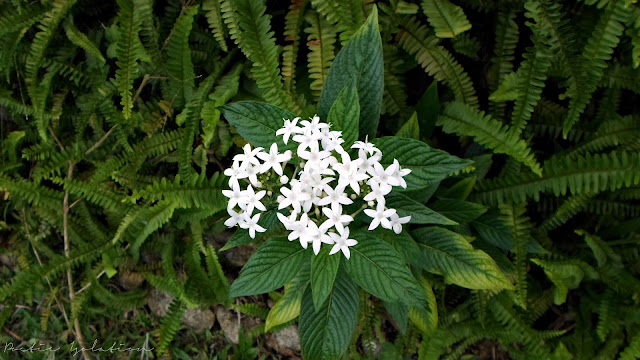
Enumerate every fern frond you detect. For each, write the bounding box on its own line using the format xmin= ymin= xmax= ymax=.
xmin=539 ymin=194 xmax=591 ymax=232
xmin=282 ymin=0 xmax=306 ymax=93
xmin=132 ymin=172 xmax=226 ymax=210
xmin=563 ymin=0 xmax=631 ymax=137
xmin=304 ymin=10 xmax=336 ymax=102
xmin=398 ymin=16 xmax=478 ymax=106
xmin=437 ymin=102 xmax=542 ymax=175
xmin=156 ymin=298 xmax=186 ymax=355
xmin=165 ymin=5 xmax=198 ymax=109
xmin=203 ymin=0 xmax=228 ymax=51
xmin=597 ymin=289 xmax=615 ymax=341
xmin=63 ymin=18 xmax=105 ymax=62
xmin=115 ymin=0 xmax=146 ymax=119
xmin=130 ymin=201 xmax=178 ymax=262
xmin=0 ymin=175 xmax=63 ymax=209
xmin=619 ymin=331 xmax=640 ymax=360
xmin=176 ymin=73 xmax=217 ymax=183
xmin=500 ymin=203 xmax=531 ymax=309
xmin=568 ymin=115 xmax=640 ymax=156
xmin=474 ymin=151 xmax=640 ymax=205
xmin=25 ymin=0 xmax=77 ymax=87
xmin=202 ymin=63 xmax=243 ymax=148
xmin=309 ymin=0 xmax=361 ymax=42
xmin=134 ymin=0 xmax=163 ymax=71
xmin=222 ymin=0 xmax=301 ymax=112
xmin=421 ymin=0 xmax=471 ymax=39
xmin=489 ymin=10 xmax=519 ymax=97
xmin=0 ymin=2 xmax=49 ymax=38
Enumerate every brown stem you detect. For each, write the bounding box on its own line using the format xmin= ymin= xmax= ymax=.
xmin=85 ymin=125 xmax=117 ymax=156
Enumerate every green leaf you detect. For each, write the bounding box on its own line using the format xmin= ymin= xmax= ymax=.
xmin=416 ymin=81 xmax=439 ymax=139
xmin=318 ymin=7 xmax=383 ymax=139
xmin=429 ymin=198 xmax=487 ymax=223
xmin=165 ymin=5 xmax=198 ymax=109
xmin=221 ymin=211 xmax=282 ymax=251
xmin=385 ymin=302 xmax=408 ymax=333
xmin=373 ymin=136 xmax=472 ymax=190
xmin=531 ymin=258 xmax=584 ymax=305
xmin=63 ymin=19 xmax=105 ymax=62
xmin=373 ymin=229 xmax=421 ymax=267
xmin=311 ymin=247 xmax=341 ymax=310
xmin=408 ymin=275 xmax=438 ymax=334
xmin=396 ymin=112 xmax=420 ymax=140
xmin=437 ymin=101 xmax=542 ymax=175
xmin=327 ymin=78 xmax=359 ymax=148
xmin=229 ymin=237 xmax=309 ymax=297
xmin=345 ymin=232 xmax=426 ymax=307
xmin=265 ymin=264 xmax=310 ymax=331
xmin=422 ymin=0 xmax=471 ymax=39
xmin=115 ymin=0 xmax=146 ymax=119
xmin=299 ymin=268 xmax=359 ymax=360
xmin=412 ymin=227 xmax=514 ymax=290
xmin=385 ymin=191 xmax=457 ymax=225
xmin=219 ymin=101 xmax=297 ymax=151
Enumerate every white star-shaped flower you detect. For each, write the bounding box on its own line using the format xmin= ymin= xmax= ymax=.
xmin=234 ymin=144 xmax=263 ymax=169
xmin=276 ymin=117 xmax=301 ymax=144
xmin=390 ymin=213 xmax=411 ymax=234
xmin=224 ymin=209 xmax=244 ymax=227
xmin=239 ymin=213 xmax=266 ymax=238
xmin=319 ymin=205 xmax=353 ymax=234
xmin=317 ymin=184 xmax=353 ymax=209
xmin=328 ymin=228 xmax=358 ymax=259
xmin=257 ymin=143 xmax=291 ymax=175
xmin=363 ymin=180 xmax=392 ymax=204
xmin=363 ymin=203 xmax=397 ymax=230
xmin=239 ymin=185 xmax=266 ymax=213
xmin=279 ymin=183 xmax=311 ymax=213
xmin=222 ymin=182 xmax=244 ymax=210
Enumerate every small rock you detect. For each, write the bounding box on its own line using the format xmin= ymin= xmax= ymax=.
xmin=273 ymin=325 xmax=300 ymax=352
xmin=183 ymin=308 xmax=215 ymax=333
xmin=214 ymin=306 xmax=263 ymax=344
xmin=215 ymin=306 xmax=240 ymax=344
xmin=148 ymin=289 xmax=173 ymax=317
xmin=118 ymin=271 xmax=144 ymax=290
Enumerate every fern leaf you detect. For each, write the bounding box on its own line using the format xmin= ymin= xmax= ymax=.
xmin=165 ymin=5 xmax=198 ymax=109
xmin=305 ymin=10 xmax=337 ymax=101
xmin=115 ymin=0 xmax=146 ymax=119
xmin=177 ymin=73 xmax=217 ymax=183
xmin=0 ymin=2 xmax=49 ymax=38
xmin=619 ymin=331 xmax=640 ymax=360
xmin=25 ymin=0 xmax=77 ymax=86
xmin=202 ymin=64 xmax=243 ymax=147
xmin=203 ymin=0 xmax=229 ymax=51
xmin=63 ymin=18 xmax=105 ymax=62
xmin=398 ymin=16 xmax=477 ymax=106
xmin=309 ymin=0 xmax=361 ymax=42
xmin=130 ymin=201 xmax=178 ymax=262
xmin=282 ymin=0 xmax=306 ymax=93
xmin=499 ymin=203 xmax=531 ymax=309
xmin=222 ymin=0 xmax=301 ymax=112
xmin=474 ymin=151 xmax=640 ymax=205
xmin=489 ymin=11 xmax=519 ymax=118
xmin=134 ymin=0 xmax=163 ymax=71
xmin=437 ymin=102 xmax=542 ymax=175
xmin=562 ymin=0 xmax=631 ymax=137
xmin=539 ymin=194 xmax=591 ymax=232
xmin=568 ymin=114 xmax=640 ymax=156
xmin=156 ymin=299 xmax=186 ymax=355
xmin=421 ymin=0 xmax=471 ymax=38
xmin=132 ymin=172 xmax=227 ymax=210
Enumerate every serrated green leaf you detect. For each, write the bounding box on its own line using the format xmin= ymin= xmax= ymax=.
xmin=412 ymin=227 xmax=514 ymax=290
xmin=219 ymin=101 xmax=298 ymax=152
xmin=265 ymin=263 xmax=310 ymax=331
xmin=299 ymin=268 xmax=359 ymax=360
xmin=429 ymin=198 xmax=487 ymax=223
xmin=327 ymin=77 xmax=359 ymax=148
xmin=373 ymin=136 xmax=472 ymax=190
xmin=385 ymin=191 xmax=457 ymax=225
xmin=229 ymin=237 xmax=309 ymax=297
xmin=396 ymin=112 xmax=420 ymax=139
xmin=318 ymin=7 xmax=383 ymax=139
xmin=345 ymin=232 xmax=426 ymax=307
xmin=311 ymin=247 xmax=341 ymax=310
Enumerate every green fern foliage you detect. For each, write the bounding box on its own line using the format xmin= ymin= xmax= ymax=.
xmin=165 ymin=5 xmax=198 ymax=109
xmin=305 ymin=10 xmax=337 ymax=101
xmin=438 ymin=102 xmax=542 ymax=175
xmin=203 ymin=0 xmax=228 ymax=51
xmin=562 ymin=0 xmax=631 ymax=137
xmin=421 ymin=0 xmax=471 ymax=39
xmin=114 ymin=0 xmax=146 ymax=119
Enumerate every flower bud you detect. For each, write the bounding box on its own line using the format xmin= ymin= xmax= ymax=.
xmin=368 ymin=201 xmax=375 ymax=207
xmin=280 ymin=175 xmax=289 ymax=184
xmin=350 ymin=194 xmax=357 ymax=200
xmin=267 ymin=191 xmax=273 ymax=196
xmin=255 ymin=181 xmax=262 ymax=188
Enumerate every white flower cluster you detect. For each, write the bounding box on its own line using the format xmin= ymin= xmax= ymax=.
xmin=222 ymin=116 xmax=411 ymax=259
